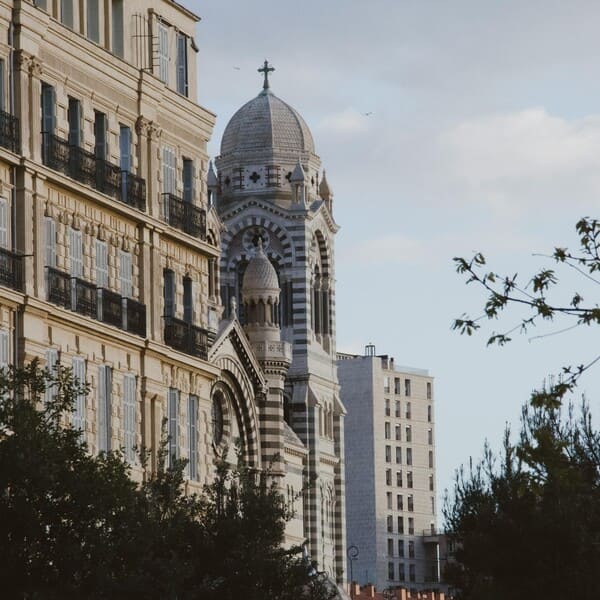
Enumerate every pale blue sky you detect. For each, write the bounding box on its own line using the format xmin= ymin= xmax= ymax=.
xmin=183 ymin=0 xmax=600 ymax=511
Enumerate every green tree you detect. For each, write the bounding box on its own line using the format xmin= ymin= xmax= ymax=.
xmin=444 ymin=401 xmax=600 ymax=600
xmin=453 ymin=217 xmax=600 ymax=407
xmin=0 ymin=361 xmax=334 ymax=599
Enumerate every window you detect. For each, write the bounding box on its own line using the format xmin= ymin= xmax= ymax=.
xmin=427 ymin=381 xmax=432 ymax=399
xmin=188 ymin=394 xmax=199 ymax=480
xmin=383 ymin=376 xmax=390 ymax=393
xmin=397 ymin=494 xmax=403 ymax=510
xmin=167 ymin=388 xmax=179 ymax=466
xmin=72 ymin=357 xmax=86 ymax=431
xmin=69 ymin=228 xmax=83 ymax=278
xmin=385 ymin=445 xmax=391 ymax=463
xmin=44 ymin=348 xmax=58 ymax=404
xmin=395 ymin=400 xmax=401 ymax=417
xmin=0 ymin=197 xmax=8 ymax=249
xmin=183 ymin=158 xmax=194 ymax=203
xmin=60 ymin=0 xmax=73 ymax=28
xmin=428 ymin=404 xmax=432 ymax=422
xmin=396 ymin=470 xmax=403 ymax=487
xmin=408 ymin=517 xmax=414 ymax=535
xmin=405 ymin=401 xmax=411 ymax=419
xmin=41 ymin=83 xmax=56 ymax=137
xmin=44 ymin=218 xmax=56 ymax=268
xmin=398 ymin=540 xmax=404 ymax=558
xmin=112 ymin=0 xmax=124 ymax=57
xmin=183 ymin=277 xmax=193 ymax=323
xmin=385 ymin=398 xmax=390 ymax=416
xmin=395 ymin=424 xmax=401 ymax=441
xmin=212 ymin=394 xmax=224 ymax=444
xmin=176 ymin=32 xmax=189 ymax=96
xmin=429 ymin=450 xmax=434 ymax=468
xmin=120 ymin=125 xmax=131 ymax=201
xmin=404 ymin=378 xmax=411 ymax=396
xmin=407 ymin=494 xmax=414 ymax=512
xmin=409 ymin=564 xmax=415 ymax=583
xmin=408 ymin=540 xmax=415 ymax=559
xmin=428 ymin=428 xmax=433 ymax=445
xmin=397 ymin=516 xmax=404 ymax=534
xmin=163 ymin=269 xmax=175 ymax=317
xmin=87 ymin=0 xmax=99 ymax=43
xmin=384 ymin=421 xmax=391 ymax=439
xmin=386 ymin=468 xmax=392 ymax=486
xmin=406 ymin=448 xmax=413 ymax=466
xmin=398 ymin=563 xmax=405 ymax=581
xmin=405 ymin=425 xmax=412 ymax=443
xmin=94 ymin=111 xmax=108 ymax=160
xmin=394 ymin=377 xmax=401 ymax=394
xmin=95 ymin=240 xmax=108 ymax=288
xmin=429 ymin=474 xmax=434 ymax=491
xmin=68 ymin=97 xmax=82 ymax=147
xmin=97 ymin=365 xmax=112 ymax=452
xmin=120 ymin=251 xmax=132 ymax=298
xmin=162 ymin=146 xmax=176 ymax=194
xmin=388 ymin=562 xmax=394 ymax=581
xmin=158 ymin=21 xmax=169 ymax=83
xmin=0 ymin=59 xmax=5 ymax=112
xmin=122 ymin=373 xmax=136 ymax=464
xmin=0 ymin=329 xmax=8 ymax=367
xmin=431 ymin=496 xmax=435 ymax=515
xmin=395 ymin=446 xmax=401 ymax=464
xmin=407 ymin=471 xmax=413 ymax=488
xmin=33 ymin=0 xmax=47 ymax=8
xmin=386 ymin=492 xmax=392 ymax=509
xmin=386 ymin=514 xmax=393 ymax=532
xmin=208 ymin=258 xmax=216 ymax=297
xmin=387 ymin=538 xmax=394 ymax=557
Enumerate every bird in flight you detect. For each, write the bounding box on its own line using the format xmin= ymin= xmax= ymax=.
xmin=364 ymin=112 xmax=373 ymax=116
xmin=233 ymin=66 xmax=241 ymax=70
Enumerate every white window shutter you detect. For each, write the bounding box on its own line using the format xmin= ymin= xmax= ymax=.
xmin=44 ymin=348 xmax=59 ymax=404
xmin=158 ymin=22 xmax=169 ymax=83
xmin=120 ymin=251 xmax=132 ymax=298
xmin=162 ymin=146 xmax=176 ymax=195
xmin=95 ymin=240 xmax=108 ymax=288
xmin=0 ymin=197 xmax=8 ymax=249
xmin=45 ymin=217 xmax=56 ymax=268
xmin=72 ymin=357 xmax=86 ymax=431
xmin=0 ymin=329 xmax=9 ymax=367
xmin=70 ymin=228 xmax=83 ymax=278
xmin=123 ymin=374 xmax=136 ymax=463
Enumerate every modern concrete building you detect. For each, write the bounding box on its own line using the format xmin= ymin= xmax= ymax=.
xmin=339 ymin=346 xmax=438 ymax=594
xmin=0 ymin=0 xmax=345 ymax=593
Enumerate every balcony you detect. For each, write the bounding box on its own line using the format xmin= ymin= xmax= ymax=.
xmin=163 ymin=316 xmax=209 ymax=360
xmin=162 ymin=193 xmax=206 ymax=240
xmin=0 ymin=247 xmax=24 ymax=292
xmin=0 ymin=110 xmax=20 ymax=154
xmin=42 ymin=133 xmax=146 ymax=210
xmin=47 ymin=268 xmax=146 ymax=337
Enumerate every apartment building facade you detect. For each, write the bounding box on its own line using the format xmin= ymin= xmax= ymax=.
xmin=339 ymin=346 xmax=439 ymax=594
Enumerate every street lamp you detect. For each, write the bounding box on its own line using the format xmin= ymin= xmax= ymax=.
xmin=347 ymin=545 xmax=359 ymax=598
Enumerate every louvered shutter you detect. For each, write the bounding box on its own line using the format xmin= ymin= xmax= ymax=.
xmin=97 ymin=365 xmax=112 ymax=452
xmin=162 ymin=147 xmax=176 ymax=195
xmin=123 ymin=374 xmax=136 ymax=463
xmin=41 ymin=84 xmax=56 ymax=135
xmin=44 ymin=348 xmax=58 ymax=404
xmin=188 ymin=395 xmax=198 ymax=480
xmin=69 ymin=228 xmax=82 ymax=277
xmin=168 ymin=388 xmax=178 ymax=467
xmin=0 ymin=329 xmax=9 ymax=367
xmin=72 ymin=357 xmax=86 ymax=431
xmin=0 ymin=198 xmax=8 ymax=249
xmin=120 ymin=251 xmax=132 ymax=298
xmin=45 ymin=217 xmax=56 ymax=267
xmin=176 ymin=33 xmax=188 ymax=96
xmin=95 ymin=240 xmax=108 ymax=288
xmin=158 ymin=22 xmax=169 ymax=83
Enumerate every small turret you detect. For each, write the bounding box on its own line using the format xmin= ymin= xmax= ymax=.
xmin=207 ymin=161 xmax=219 ymax=207
xmin=319 ymin=169 xmax=333 ymax=212
xmin=291 ymin=159 xmax=306 ymax=204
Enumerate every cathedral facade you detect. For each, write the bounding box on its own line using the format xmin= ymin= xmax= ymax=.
xmin=213 ymin=68 xmax=347 ymax=581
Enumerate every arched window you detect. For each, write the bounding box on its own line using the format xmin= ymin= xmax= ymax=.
xmin=211 ymin=393 xmax=224 ymax=445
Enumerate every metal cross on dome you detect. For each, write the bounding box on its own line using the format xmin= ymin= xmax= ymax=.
xmin=258 ymin=60 xmax=275 ymax=90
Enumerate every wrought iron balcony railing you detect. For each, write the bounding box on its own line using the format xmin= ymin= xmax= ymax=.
xmin=162 ymin=193 xmax=206 ymax=240
xmin=163 ymin=316 xmax=209 ymax=360
xmin=0 ymin=247 xmax=24 ymax=292
xmin=46 ymin=267 xmax=146 ymax=337
xmin=42 ymin=133 xmax=146 ymax=210
xmin=0 ymin=110 xmax=20 ymax=154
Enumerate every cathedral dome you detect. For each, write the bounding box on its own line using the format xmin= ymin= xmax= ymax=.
xmin=242 ymin=241 xmax=280 ymax=296
xmin=220 ymin=89 xmax=315 ymax=157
